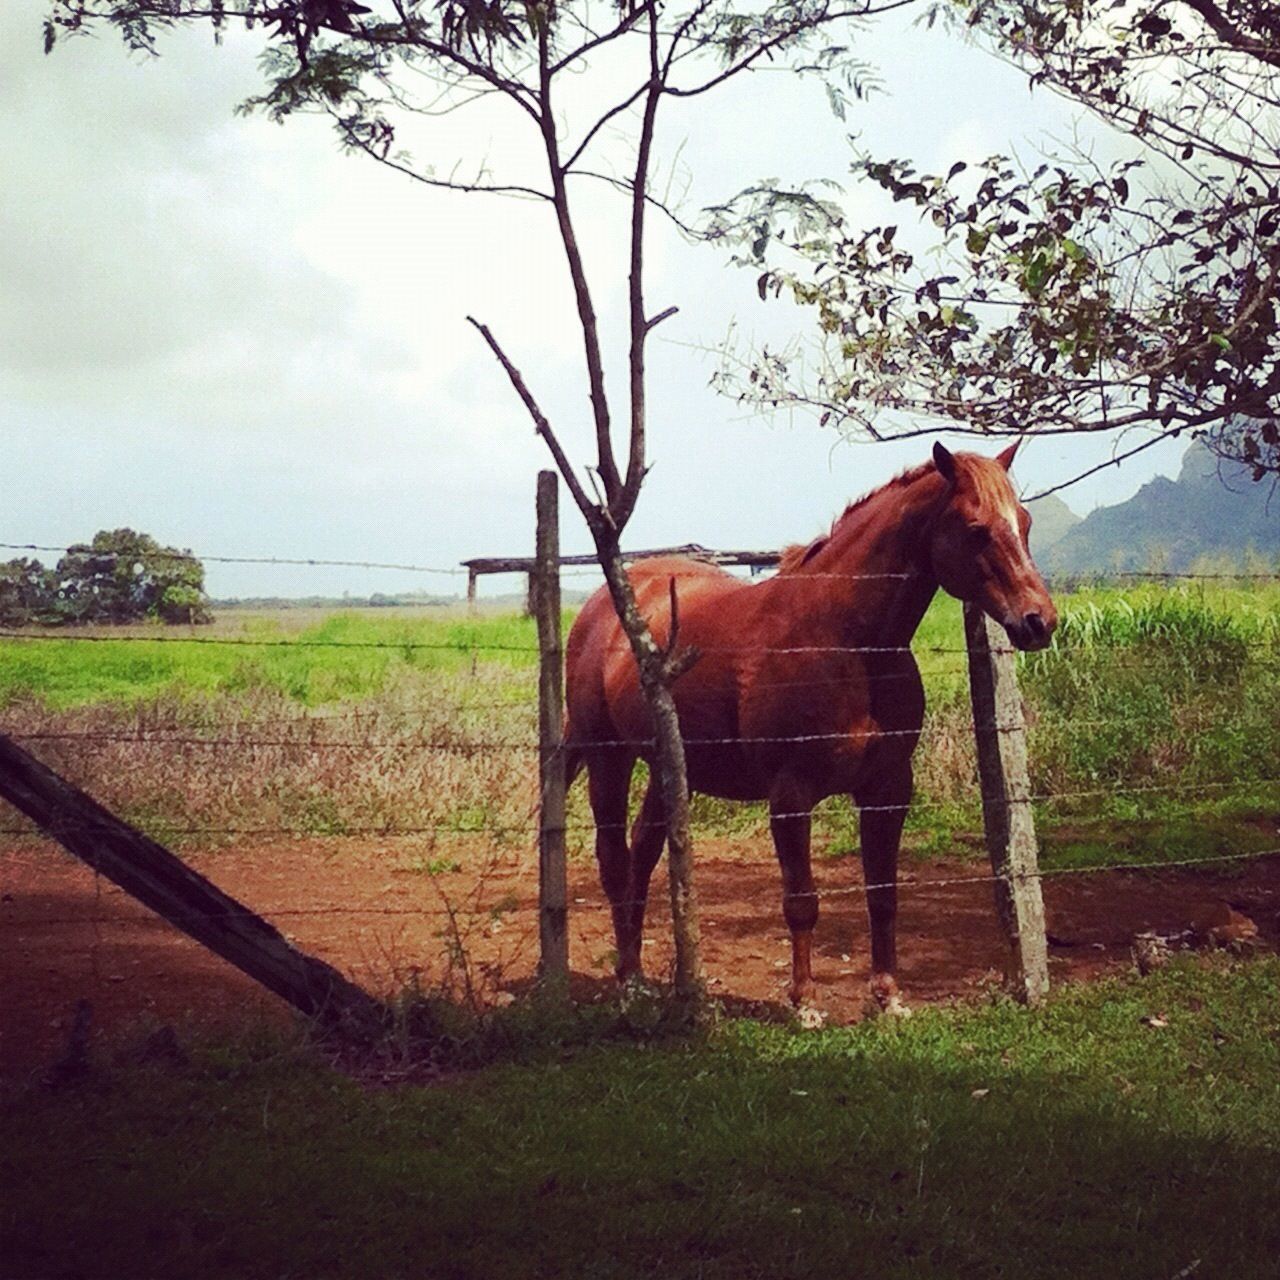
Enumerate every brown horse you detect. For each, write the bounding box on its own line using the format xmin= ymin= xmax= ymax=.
xmin=564 ymin=442 xmax=1057 ymax=1012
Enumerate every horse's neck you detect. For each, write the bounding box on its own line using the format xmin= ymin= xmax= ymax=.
xmin=782 ymin=477 xmax=941 ymax=649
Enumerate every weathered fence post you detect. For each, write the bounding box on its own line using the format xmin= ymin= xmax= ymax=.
xmin=0 ymin=732 xmax=383 ymax=1031
xmin=534 ymin=471 xmax=569 ymax=984
xmin=466 ymin=568 xmax=478 ymax=614
xmin=963 ymin=603 xmax=1050 ymax=1004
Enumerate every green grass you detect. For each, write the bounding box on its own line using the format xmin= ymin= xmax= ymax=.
xmin=0 ymin=609 xmax=545 ymax=711
xmin=4 ymin=957 xmax=1280 ymax=1278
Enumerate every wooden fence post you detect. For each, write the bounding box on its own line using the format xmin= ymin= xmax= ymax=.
xmin=0 ymin=732 xmax=383 ymax=1031
xmin=963 ymin=603 xmax=1050 ymax=1004
xmin=534 ymin=471 xmax=569 ymax=984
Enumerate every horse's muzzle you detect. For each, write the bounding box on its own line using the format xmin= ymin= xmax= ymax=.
xmin=1005 ymin=611 xmax=1054 ymax=651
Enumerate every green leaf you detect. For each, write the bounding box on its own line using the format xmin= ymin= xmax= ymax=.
xmin=1024 ymin=251 xmax=1050 ymax=294
xmin=1210 ymin=334 xmax=1232 ymax=351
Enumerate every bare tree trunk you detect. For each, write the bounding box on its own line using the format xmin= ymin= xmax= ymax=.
xmin=591 ymin=532 xmax=703 ymax=1002
xmin=466 ymin=357 xmax=704 ymax=1003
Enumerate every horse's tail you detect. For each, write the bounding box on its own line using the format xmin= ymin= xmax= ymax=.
xmin=561 ymin=716 xmax=586 ymax=790
xmin=563 ymin=745 xmax=585 ymax=790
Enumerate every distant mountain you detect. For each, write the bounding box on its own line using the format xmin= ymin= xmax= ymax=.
xmin=1041 ymin=442 xmax=1278 ymax=575
xmin=1025 ymin=493 xmax=1082 ymax=555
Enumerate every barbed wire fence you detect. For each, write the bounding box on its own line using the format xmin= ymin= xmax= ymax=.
xmin=2 ymin=476 xmax=1279 ymax=1025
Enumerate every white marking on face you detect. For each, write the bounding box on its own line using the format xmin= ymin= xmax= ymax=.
xmin=996 ymin=491 xmax=1021 ymax=543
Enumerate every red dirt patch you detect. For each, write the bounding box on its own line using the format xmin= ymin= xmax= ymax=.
xmin=4 ymin=837 xmax=1279 ymax=1074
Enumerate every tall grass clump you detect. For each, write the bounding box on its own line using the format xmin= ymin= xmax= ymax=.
xmin=0 ymin=610 xmax=564 ymax=855
xmin=1020 ymin=587 xmax=1279 ymax=793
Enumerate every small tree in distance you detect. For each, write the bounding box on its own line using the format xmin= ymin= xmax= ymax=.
xmin=55 ymin=529 xmax=213 ymax=625
xmin=0 ymin=532 xmax=212 ymax=626
xmin=0 ymin=559 xmax=58 ymax=627
xmin=43 ymin=0 xmax=898 ymax=998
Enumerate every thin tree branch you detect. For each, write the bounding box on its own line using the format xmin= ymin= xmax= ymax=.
xmin=616 ymin=3 xmax=666 ymax=530
xmin=1023 ymin=429 xmax=1186 ymax=501
xmin=332 ymin=112 xmax=552 ymax=199
xmin=465 ymin=316 xmax=600 ymax=524
xmin=535 ymin=10 xmax=622 ymax=505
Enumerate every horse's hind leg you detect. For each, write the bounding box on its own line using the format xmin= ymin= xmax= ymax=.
xmin=622 ymin=778 xmax=667 ymax=979
xmin=855 ymin=764 xmax=912 ymax=1015
xmin=586 ymin=752 xmax=637 ymax=982
xmin=769 ymin=782 xmax=818 ymax=1006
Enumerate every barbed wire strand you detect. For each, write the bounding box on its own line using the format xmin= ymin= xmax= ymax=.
xmin=1 ymin=774 xmax=1276 ymax=841
xmin=0 ymin=543 xmax=469 ymax=577
xmin=5 ymin=539 xmax=1277 ymax=585
xmin=8 ymin=711 xmax=1274 ymax=751
xmin=1 ymin=629 xmax=1276 ymax=659
xmin=9 ymin=843 xmax=1280 ymax=930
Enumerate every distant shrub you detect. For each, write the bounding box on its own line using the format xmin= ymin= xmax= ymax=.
xmin=1 ymin=530 xmax=212 ymax=627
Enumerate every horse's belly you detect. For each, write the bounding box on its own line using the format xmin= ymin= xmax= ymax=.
xmin=683 ymin=745 xmax=768 ymax=802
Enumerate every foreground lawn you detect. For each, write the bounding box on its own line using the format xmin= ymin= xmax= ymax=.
xmin=4 ymin=957 xmax=1280 ymax=1279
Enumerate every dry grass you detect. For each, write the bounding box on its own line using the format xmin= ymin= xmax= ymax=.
xmin=0 ymin=666 xmax=588 ymax=854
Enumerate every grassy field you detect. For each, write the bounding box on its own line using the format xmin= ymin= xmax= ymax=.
xmin=0 ymin=584 xmax=1277 ymax=867
xmin=3 ymin=955 xmax=1279 ymax=1279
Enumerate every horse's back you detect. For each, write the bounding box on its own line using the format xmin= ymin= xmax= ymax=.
xmin=564 ymin=556 xmax=746 ymax=753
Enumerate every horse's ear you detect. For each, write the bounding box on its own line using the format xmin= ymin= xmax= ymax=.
xmin=800 ymin=537 xmax=828 ymax=566
xmin=932 ymin=441 xmax=957 ymax=486
xmin=996 ymin=439 xmax=1020 ymax=471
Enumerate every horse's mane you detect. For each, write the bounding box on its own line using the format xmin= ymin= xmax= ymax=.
xmin=777 ymin=460 xmax=936 ymax=575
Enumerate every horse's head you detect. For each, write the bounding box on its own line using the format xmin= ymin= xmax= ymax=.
xmin=928 ymin=441 xmax=1057 ymax=651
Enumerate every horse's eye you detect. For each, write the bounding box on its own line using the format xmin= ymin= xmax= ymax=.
xmin=968 ymin=525 xmax=992 ymax=550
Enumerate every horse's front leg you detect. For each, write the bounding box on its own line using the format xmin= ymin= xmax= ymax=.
xmin=769 ymin=783 xmax=818 ymax=1007
xmin=855 ymin=763 xmax=912 ymax=1015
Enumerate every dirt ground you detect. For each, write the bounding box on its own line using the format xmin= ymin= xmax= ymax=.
xmin=4 ymin=836 xmax=1279 ymax=1075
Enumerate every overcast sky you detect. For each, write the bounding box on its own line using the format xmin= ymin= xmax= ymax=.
xmin=1 ymin=1 xmax=1193 ymax=599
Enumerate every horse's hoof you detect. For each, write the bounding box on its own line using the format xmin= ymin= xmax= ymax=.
xmin=789 ymin=981 xmax=817 ymax=1008
xmin=795 ymin=1004 xmax=827 ymax=1030
xmin=868 ymin=974 xmax=910 ymax=1018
